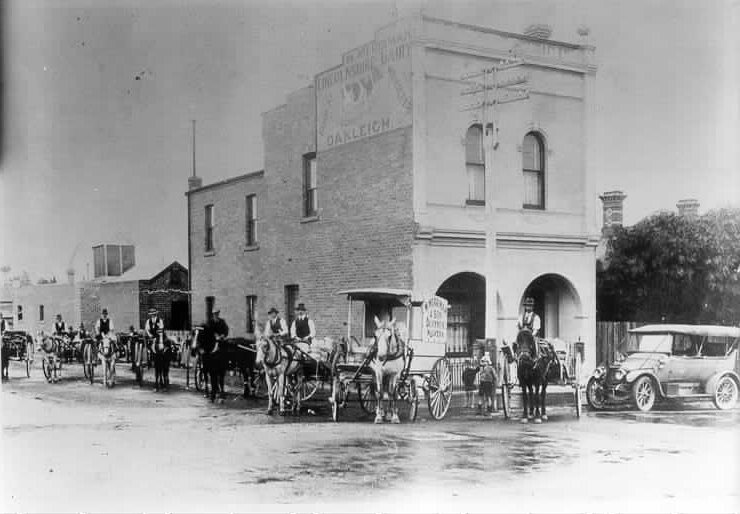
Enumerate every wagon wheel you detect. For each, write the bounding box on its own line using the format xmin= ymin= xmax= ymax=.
xmin=427 ymin=358 xmax=452 ymax=420
xmin=42 ymin=357 xmax=52 ymax=382
xmin=299 ymin=375 xmax=319 ymax=402
xmin=396 ymin=378 xmax=419 ymax=422
xmin=358 ymin=381 xmax=377 ymax=414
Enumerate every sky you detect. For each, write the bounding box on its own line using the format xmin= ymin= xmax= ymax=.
xmin=1 ymin=0 xmax=737 ymax=282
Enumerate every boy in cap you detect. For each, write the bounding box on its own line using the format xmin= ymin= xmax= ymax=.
xmin=517 ymin=297 xmax=541 ymax=337
xmin=477 ymin=354 xmax=497 ymax=416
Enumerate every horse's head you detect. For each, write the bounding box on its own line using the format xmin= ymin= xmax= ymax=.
xmin=254 ymin=336 xmax=271 ymax=368
xmin=374 ymin=316 xmax=402 ymax=360
xmin=40 ymin=335 xmax=57 ymax=354
xmin=100 ymin=335 xmax=116 ymax=359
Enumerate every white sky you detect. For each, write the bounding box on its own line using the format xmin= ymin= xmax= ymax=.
xmin=1 ymin=0 xmax=737 ymax=281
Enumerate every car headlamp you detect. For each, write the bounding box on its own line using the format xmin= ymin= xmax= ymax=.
xmin=613 ymin=369 xmax=625 ymax=381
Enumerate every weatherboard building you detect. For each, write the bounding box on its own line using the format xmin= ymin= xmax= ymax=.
xmin=186 ymin=15 xmax=600 ymax=373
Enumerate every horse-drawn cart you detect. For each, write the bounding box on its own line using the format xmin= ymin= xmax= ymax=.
xmin=1 ymin=330 xmax=34 ymax=379
xmin=330 ymin=289 xmax=452 ymax=422
xmin=499 ymin=332 xmax=583 ymax=421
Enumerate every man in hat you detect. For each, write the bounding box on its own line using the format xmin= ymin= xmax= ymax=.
xmin=144 ymin=308 xmax=164 ymax=341
xmin=95 ymin=308 xmax=116 ymax=341
xmin=264 ymin=307 xmax=288 ymax=338
xmin=517 ymin=297 xmax=541 ymax=338
xmin=290 ymin=303 xmax=315 ymax=349
xmin=53 ymin=314 xmax=68 ymax=337
xmin=203 ymin=308 xmax=229 ymax=402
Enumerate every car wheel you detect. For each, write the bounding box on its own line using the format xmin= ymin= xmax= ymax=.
xmin=632 ymin=376 xmax=656 ymax=412
xmin=713 ymin=376 xmax=739 ymax=411
xmin=586 ymin=377 xmax=606 ymax=410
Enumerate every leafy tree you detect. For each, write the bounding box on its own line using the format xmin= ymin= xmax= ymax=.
xmin=597 ymin=209 xmax=740 ymax=324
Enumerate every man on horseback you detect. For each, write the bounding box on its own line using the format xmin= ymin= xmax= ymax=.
xmin=264 ymin=307 xmax=288 ymax=338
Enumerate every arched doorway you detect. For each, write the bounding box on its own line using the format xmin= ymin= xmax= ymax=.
xmin=436 ymin=273 xmax=485 ymax=356
xmin=520 ymin=274 xmax=581 ymax=340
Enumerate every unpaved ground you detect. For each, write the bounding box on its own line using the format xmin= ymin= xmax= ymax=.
xmin=1 ymin=359 xmax=739 ymax=512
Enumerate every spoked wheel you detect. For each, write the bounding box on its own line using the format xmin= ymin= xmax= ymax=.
xmin=586 ymin=377 xmax=606 ymax=410
xmin=632 ymin=375 xmax=656 ymax=412
xmin=427 ymin=358 xmax=452 ymax=420
xmin=358 ymin=381 xmax=377 ymax=415
xmin=195 ymin=357 xmax=205 ymax=392
xmin=501 ymin=383 xmax=511 ymax=419
xmin=42 ymin=357 xmax=52 ymax=382
xmin=396 ymin=378 xmax=419 ymax=422
xmin=299 ymin=376 xmax=319 ymax=402
xmin=713 ymin=376 xmax=739 ymax=411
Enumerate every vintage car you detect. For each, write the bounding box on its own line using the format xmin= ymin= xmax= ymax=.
xmin=586 ymin=324 xmax=740 ymax=412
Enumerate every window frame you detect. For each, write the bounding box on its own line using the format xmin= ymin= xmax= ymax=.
xmin=246 ymin=295 xmax=257 ymax=335
xmin=39 ymin=305 xmax=44 ymax=322
xmin=465 ymin=124 xmax=486 ymax=205
xmin=284 ymin=285 xmax=299 ymax=326
xmin=302 ymin=153 xmax=318 ymax=218
xmin=17 ymin=305 xmax=23 ymax=321
xmin=245 ymin=194 xmax=257 ymax=247
xmin=204 ymin=204 xmax=215 ymax=252
xmin=205 ymin=296 xmax=215 ymax=321
xmin=522 ymin=132 xmax=545 ymax=210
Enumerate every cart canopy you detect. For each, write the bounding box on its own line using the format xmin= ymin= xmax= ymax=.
xmin=629 ymin=324 xmax=740 ymax=339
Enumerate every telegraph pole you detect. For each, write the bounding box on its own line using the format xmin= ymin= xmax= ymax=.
xmin=461 ymin=58 xmax=529 ymax=342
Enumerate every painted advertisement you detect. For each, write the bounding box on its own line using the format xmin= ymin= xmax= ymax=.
xmin=422 ymin=295 xmax=449 ymax=345
xmin=315 ymin=20 xmax=413 ymax=152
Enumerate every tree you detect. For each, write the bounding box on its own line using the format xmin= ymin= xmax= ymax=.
xmin=597 ymin=209 xmax=740 ymax=324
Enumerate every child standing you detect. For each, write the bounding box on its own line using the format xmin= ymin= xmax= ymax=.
xmin=462 ymin=360 xmax=478 ymax=409
xmin=477 ymin=355 xmax=497 ymax=416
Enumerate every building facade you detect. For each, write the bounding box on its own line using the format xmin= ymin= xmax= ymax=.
xmin=187 ymin=15 xmax=600 ymax=372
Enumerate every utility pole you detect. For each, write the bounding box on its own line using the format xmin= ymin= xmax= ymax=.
xmin=461 ymin=58 xmax=529 ymax=343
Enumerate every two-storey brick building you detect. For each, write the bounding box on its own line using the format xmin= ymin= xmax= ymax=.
xmin=187 ymin=15 xmax=600 ymax=372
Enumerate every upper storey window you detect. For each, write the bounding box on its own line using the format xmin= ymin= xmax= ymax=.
xmin=465 ymin=125 xmax=485 ymax=204
xmin=303 ymin=153 xmax=318 ymax=217
xmin=523 ymin=132 xmax=545 ymax=209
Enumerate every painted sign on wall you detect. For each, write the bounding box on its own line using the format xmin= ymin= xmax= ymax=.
xmin=422 ymin=295 xmax=449 ymax=345
xmin=315 ymin=19 xmax=413 ymax=152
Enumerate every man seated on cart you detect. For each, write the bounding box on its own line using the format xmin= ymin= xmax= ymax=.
xmin=290 ymin=303 xmax=315 ymax=355
xmin=264 ymin=307 xmax=289 ymax=339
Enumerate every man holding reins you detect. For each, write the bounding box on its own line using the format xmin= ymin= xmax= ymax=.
xmin=289 ymin=303 xmax=315 ymax=355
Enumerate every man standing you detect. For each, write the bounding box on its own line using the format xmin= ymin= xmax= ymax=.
xmin=264 ymin=307 xmax=288 ymax=338
xmin=290 ymin=303 xmax=316 ymax=354
xmin=517 ymin=297 xmax=541 ymax=338
xmin=204 ymin=308 xmax=229 ymax=403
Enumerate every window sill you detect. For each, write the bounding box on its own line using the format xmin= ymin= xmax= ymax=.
xmin=465 ymin=199 xmax=485 ymax=207
xmin=243 ymin=244 xmax=260 ymax=252
xmin=301 ymin=215 xmax=320 ymax=224
xmin=522 ymin=205 xmax=546 ymax=211
xmin=204 ymin=250 xmax=216 ymax=257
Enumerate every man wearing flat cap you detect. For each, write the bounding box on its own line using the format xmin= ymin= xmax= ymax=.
xmin=517 ymin=297 xmax=541 ymax=338
xmin=264 ymin=307 xmax=288 ymax=338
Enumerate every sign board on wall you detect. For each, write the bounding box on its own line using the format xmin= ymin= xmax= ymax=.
xmin=422 ymin=295 xmax=449 ymax=345
xmin=315 ymin=19 xmax=414 ymax=152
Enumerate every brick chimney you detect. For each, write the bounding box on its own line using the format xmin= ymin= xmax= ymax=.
xmin=599 ymin=190 xmax=627 ymax=237
xmin=188 ymin=175 xmax=202 ymax=190
xmin=676 ymin=199 xmax=700 ymax=218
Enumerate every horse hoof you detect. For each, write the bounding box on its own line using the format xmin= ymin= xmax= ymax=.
xmin=541 ymin=415 xmax=548 ymax=422
xmin=391 ymin=415 xmax=400 ymax=424
xmin=374 ymin=416 xmax=384 ymax=424
xmin=520 ymin=418 xmax=529 ymax=424
xmin=534 ymin=417 xmax=542 ymax=424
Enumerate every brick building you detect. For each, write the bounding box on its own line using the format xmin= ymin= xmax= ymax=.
xmin=187 ymin=15 xmax=600 ymax=373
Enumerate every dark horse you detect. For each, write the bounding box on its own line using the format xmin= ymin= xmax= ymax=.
xmin=222 ymin=337 xmax=258 ymax=398
xmin=150 ymin=331 xmax=173 ymax=392
xmin=515 ymin=329 xmax=559 ymax=423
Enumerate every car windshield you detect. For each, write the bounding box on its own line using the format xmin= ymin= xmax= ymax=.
xmin=621 ymin=333 xmax=673 ymax=355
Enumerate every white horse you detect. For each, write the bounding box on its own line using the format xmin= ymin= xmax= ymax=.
xmin=255 ymin=335 xmax=303 ymax=415
xmin=368 ymin=316 xmax=407 ymax=424
xmin=99 ymin=334 xmax=117 ymax=388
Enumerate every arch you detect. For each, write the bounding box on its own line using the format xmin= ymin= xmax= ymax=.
xmin=435 ymin=272 xmax=485 ymax=356
xmin=518 ymin=273 xmax=582 ymax=340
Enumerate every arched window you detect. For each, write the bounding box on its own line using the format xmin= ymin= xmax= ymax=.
xmin=522 ymin=132 xmax=545 ymax=209
xmin=465 ymin=125 xmax=485 ymax=204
